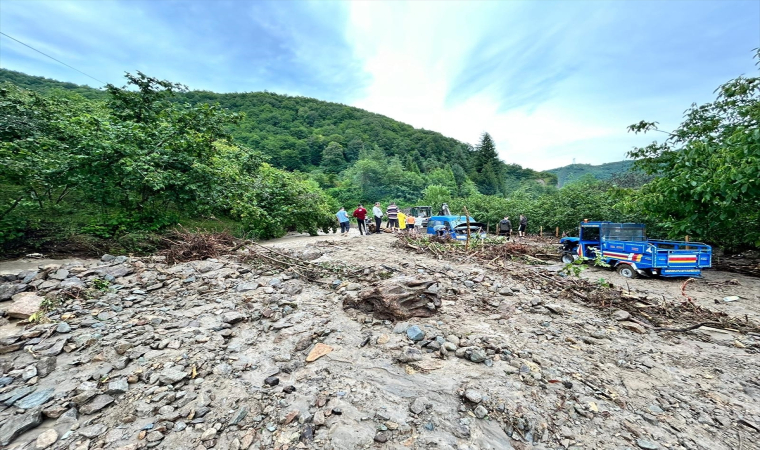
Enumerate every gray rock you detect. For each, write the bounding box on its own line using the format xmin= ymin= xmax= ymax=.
xmin=406 ymin=325 xmax=425 ymax=341
xmin=35 ymin=428 xmax=58 ymax=449
xmin=213 ymin=363 xmax=233 ymax=376
xmin=36 ymin=357 xmax=57 ymax=378
xmin=636 ymin=438 xmax=659 ymax=450
xmin=474 ymin=404 xmax=488 ymax=419
xmin=22 ymin=365 xmax=37 ymax=381
xmin=0 ymin=386 xmax=36 ymax=406
xmin=697 ymin=412 xmax=715 ymax=426
xmin=469 ymin=348 xmax=487 ymax=363
xmin=36 ymin=338 xmax=66 ymax=357
xmin=175 ymin=421 xmax=187 ymax=432
xmin=0 ymin=283 xmax=24 ymax=301
xmin=236 ymin=282 xmax=259 ymax=292
xmin=101 ymin=265 xmax=133 ymax=278
xmin=397 ymin=346 xmax=423 ymax=363
xmin=97 ymin=311 xmax=116 ymax=321
xmin=200 ymin=428 xmax=217 ymax=441
xmin=409 ymin=397 xmax=428 ymax=415
xmin=79 ymin=423 xmax=107 ymax=438
xmin=159 ymin=368 xmax=187 ymax=385
xmin=56 ymin=322 xmax=71 ymax=333
xmin=49 ymin=269 xmax=69 ymax=280
xmin=14 ymin=388 xmax=54 ymax=409
xmin=221 ymin=311 xmax=245 ymax=324
xmin=374 ymin=431 xmax=389 ymax=443
xmin=0 ymin=408 xmax=42 ymax=446
xmin=101 ymin=254 xmax=115 ymax=262
xmin=107 ymin=378 xmax=129 ymax=395
xmin=147 ymin=431 xmax=165 ymax=442
xmin=80 ymin=394 xmax=114 ymax=415
xmin=612 ymin=309 xmax=631 ymax=321
xmin=60 ymin=277 xmax=84 ymax=289
xmin=5 ymin=292 xmax=44 ymax=319
xmin=464 ymin=389 xmax=483 ymax=403
xmin=392 ymin=322 xmax=409 ymax=334
xmin=229 ymin=406 xmax=248 ymax=425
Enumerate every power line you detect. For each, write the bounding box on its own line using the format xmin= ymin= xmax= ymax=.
xmin=0 ymin=31 xmax=108 ymax=85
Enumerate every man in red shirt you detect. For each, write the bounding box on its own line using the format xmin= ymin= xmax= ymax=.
xmin=352 ymin=204 xmax=368 ymax=235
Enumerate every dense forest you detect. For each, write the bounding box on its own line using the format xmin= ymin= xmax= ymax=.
xmin=548 ymin=161 xmax=635 ymax=187
xmin=1 ymin=57 xmax=758 ymax=254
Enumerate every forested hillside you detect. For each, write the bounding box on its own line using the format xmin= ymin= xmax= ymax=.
xmin=548 ymin=161 xmax=635 ymax=187
xmin=0 ymin=68 xmax=555 ymax=202
xmin=1 ymin=58 xmax=758 ymax=254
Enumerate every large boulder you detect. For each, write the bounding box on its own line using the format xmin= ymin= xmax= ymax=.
xmin=5 ymin=292 xmax=44 ymax=319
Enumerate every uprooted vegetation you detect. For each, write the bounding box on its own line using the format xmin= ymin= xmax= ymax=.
xmin=394 ymin=234 xmax=760 ymax=336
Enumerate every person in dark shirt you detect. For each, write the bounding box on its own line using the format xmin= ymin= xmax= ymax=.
xmin=499 ymin=216 xmax=512 ymax=240
xmin=518 ymin=214 xmax=527 ymax=237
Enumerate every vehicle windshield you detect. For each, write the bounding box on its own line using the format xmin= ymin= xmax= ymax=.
xmin=602 ymin=224 xmax=646 ymax=241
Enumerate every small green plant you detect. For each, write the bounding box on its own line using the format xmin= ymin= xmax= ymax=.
xmin=591 ymin=248 xmax=610 ymax=268
xmin=39 ymin=297 xmax=60 ymax=311
xmin=91 ymin=278 xmax=111 ymax=291
xmin=598 ymin=278 xmax=611 ymax=288
xmin=559 ymin=257 xmax=586 ymax=278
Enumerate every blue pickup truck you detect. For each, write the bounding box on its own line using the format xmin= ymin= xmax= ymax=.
xmin=426 ymin=215 xmax=487 ymax=241
xmin=559 ymin=222 xmax=712 ymax=278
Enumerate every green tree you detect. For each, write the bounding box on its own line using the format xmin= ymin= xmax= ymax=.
xmin=628 ymin=51 xmax=760 ymax=250
xmin=475 ymin=132 xmax=498 ymax=170
xmin=321 ymin=141 xmax=346 ymax=174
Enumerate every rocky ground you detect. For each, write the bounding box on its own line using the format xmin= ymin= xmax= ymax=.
xmin=1 ymin=231 xmax=759 ymax=450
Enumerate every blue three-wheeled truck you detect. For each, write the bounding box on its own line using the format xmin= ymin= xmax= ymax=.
xmin=559 ymin=222 xmax=712 ymax=278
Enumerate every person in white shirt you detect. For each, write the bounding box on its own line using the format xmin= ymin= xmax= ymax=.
xmin=372 ymin=202 xmax=383 ymax=234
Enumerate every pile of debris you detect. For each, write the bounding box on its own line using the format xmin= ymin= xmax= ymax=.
xmin=394 ymin=234 xmax=760 ymax=337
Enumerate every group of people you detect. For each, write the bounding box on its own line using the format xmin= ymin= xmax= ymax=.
xmin=335 ymin=202 xmax=418 ymax=236
xmin=497 ymin=214 xmax=528 ymax=240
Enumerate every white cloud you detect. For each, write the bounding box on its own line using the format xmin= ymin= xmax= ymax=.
xmin=344 ymin=1 xmax=758 ymax=171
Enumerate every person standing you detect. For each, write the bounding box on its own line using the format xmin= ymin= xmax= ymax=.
xmin=397 ymin=211 xmax=407 ymax=234
xmin=336 ymin=207 xmax=350 ymax=235
xmin=386 ymin=202 xmax=399 ymax=231
xmin=499 ymin=216 xmax=512 ymax=240
xmin=518 ymin=214 xmax=527 ymax=237
xmin=372 ymin=202 xmax=383 ymax=234
xmin=406 ymin=214 xmax=416 ymax=234
xmin=352 ymin=204 xmax=367 ymax=235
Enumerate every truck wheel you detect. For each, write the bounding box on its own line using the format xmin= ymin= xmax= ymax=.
xmin=561 ymin=253 xmax=575 ymax=264
xmin=616 ymin=264 xmax=638 ymax=279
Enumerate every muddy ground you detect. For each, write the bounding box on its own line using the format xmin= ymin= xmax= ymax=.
xmin=0 ymin=230 xmax=758 ymax=450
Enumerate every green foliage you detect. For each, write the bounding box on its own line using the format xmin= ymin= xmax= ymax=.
xmin=1 ymin=68 xmax=557 ymax=200
xmin=547 ymin=161 xmax=635 ymax=187
xmin=591 ymin=247 xmax=610 ymax=267
xmin=91 ymin=278 xmax=111 ymax=291
xmin=559 ymin=258 xmax=586 ymax=277
xmin=0 ymin=72 xmax=341 ymax=249
xmin=627 ymin=50 xmax=760 ymax=250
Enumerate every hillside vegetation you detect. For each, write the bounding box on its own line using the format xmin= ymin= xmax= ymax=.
xmin=1 ymin=56 xmax=758 ymax=254
xmin=547 ymin=161 xmax=635 ymax=187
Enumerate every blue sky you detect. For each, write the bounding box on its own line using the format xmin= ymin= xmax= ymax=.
xmin=1 ymin=0 xmax=758 ymax=171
